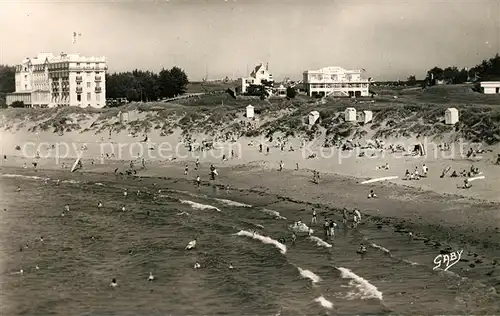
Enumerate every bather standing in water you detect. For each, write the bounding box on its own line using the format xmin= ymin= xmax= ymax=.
xmin=311 ymin=209 xmax=317 ymax=224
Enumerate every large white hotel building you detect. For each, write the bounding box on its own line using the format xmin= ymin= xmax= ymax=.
xmin=302 ymin=66 xmax=371 ymax=98
xmin=6 ymin=52 xmax=107 ymax=108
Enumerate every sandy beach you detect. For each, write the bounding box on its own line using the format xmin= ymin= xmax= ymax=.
xmin=1 ymin=130 xmax=499 ymax=264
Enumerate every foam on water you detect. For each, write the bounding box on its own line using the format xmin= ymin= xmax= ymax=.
xmin=94 ymin=182 xmax=104 ymax=186
xmin=368 ymin=242 xmax=420 ymax=266
xmin=215 ymin=198 xmax=252 ymax=207
xmin=289 ymin=222 xmax=312 ymax=234
xmin=235 ymin=230 xmax=287 ymax=254
xmin=297 ymin=267 xmax=322 ymax=284
xmin=61 ymin=179 xmax=79 ymax=184
xmin=180 ymin=200 xmax=221 ymax=212
xmin=0 ymin=173 xmax=50 ymax=181
xmin=307 ymin=236 xmax=332 ymax=248
xmin=370 ymin=242 xmax=390 ymax=254
xmin=314 ymin=296 xmax=333 ymax=309
xmin=337 ymin=267 xmax=384 ymax=301
xmin=261 ymin=208 xmax=286 ymax=220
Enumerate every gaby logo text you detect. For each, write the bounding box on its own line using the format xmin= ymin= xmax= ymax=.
xmin=433 ymin=249 xmax=463 ymax=271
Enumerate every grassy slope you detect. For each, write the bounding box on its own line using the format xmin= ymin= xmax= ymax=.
xmin=1 ymin=84 xmax=500 ymax=145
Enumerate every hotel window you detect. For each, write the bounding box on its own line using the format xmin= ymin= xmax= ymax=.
xmin=77 ymin=72 xmax=81 ymax=75
xmin=96 ymin=94 xmax=100 ymax=101
xmin=76 ymin=63 xmax=80 ymax=66
xmin=87 ymin=92 xmax=91 ymax=101
xmin=87 ymin=82 xmax=91 ymax=88
xmin=86 ymin=72 xmax=90 ymax=77
xmin=77 ymin=94 xmax=81 ymax=102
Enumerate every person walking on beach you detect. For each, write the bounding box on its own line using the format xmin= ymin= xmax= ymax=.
xmin=184 ymin=164 xmax=189 ymax=176
xmin=195 ymin=158 xmax=200 ymax=170
xmin=266 ymin=147 xmax=270 ymax=155
xmin=312 ymin=170 xmax=318 ymax=184
xmin=311 ymin=209 xmax=317 ymax=224
xmin=296 ymin=162 xmax=299 ymax=170
xmin=141 ymin=158 xmax=146 ymax=169
xmin=279 ymin=161 xmax=284 ymax=172
xmin=259 ymin=144 xmax=263 ymax=153
xmin=196 ymin=175 xmax=201 ymax=188
xmin=422 ymin=164 xmax=428 ymax=177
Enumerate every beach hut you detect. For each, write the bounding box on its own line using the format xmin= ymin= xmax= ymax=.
xmin=119 ymin=111 xmax=129 ymax=123
xmin=357 ymin=110 xmax=373 ymax=124
xmin=246 ymin=105 xmax=254 ymax=118
xmin=308 ymin=110 xmax=320 ymax=126
xmin=345 ymin=107 xmax=357 ymax=122
xmin=445 ymin=108 xmax=459 ymax=125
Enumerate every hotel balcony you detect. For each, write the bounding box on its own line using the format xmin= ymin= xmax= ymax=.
xmin=76 ymin=87 xmax=83 ymax=93
xmin=95 ymin=87 xmax=102 ymax=93
xmin=76 ymin=76 xmax=82 ymax=82
xmin=95 ymin=76 xmax=101 ymax=82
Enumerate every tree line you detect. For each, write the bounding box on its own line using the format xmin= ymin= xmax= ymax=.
xmin=0 ymin=65 xmax=15 ymax=107
xmin=407 ymin=53 xmax=500 ymax=86
xmin=0 ymin=65 xmax=189 ymax=107
xmin=106 ymin=67 xmax=189 ymax=103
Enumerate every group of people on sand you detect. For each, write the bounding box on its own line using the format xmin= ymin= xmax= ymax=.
xmin=182 ymin=158 xmax=220 ymax=188
xmin=403 ymin=164 xmax=428 ymax=180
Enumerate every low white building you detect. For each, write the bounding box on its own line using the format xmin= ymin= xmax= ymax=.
xmin=246 ymin=105 xmax=254 ymax=118
xmin=480 ymin=81 xmax=500 ymax=94
xmin=119 ymin=111 xmax=129 ymax=123
xmin=345 ymin=107 xmax=357 ymax=122
xmin=302 ymin=66 xmax=370 ymax=98
xmin=239 ymin=63 xmax=274 ymax=94
xmin=357 ymin=110 xmax=373 ymax=124
xmin=445 ymin=108 xmax=459 ymax=125
xmin=308 ymin=110 xmax=320 ymax=125
xmin=275 ymin=84 xmax=286 ymax=97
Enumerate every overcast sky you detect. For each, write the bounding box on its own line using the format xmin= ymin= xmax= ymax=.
xmin=0 ymin=0 xmax=498 ymax=81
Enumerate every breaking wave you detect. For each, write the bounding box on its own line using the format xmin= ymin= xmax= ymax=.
xmin=180 ymin=200 xmax=221 ymax=212
xmin=314 ymin=296 xmax=333 ymax=309
xmin=261 ymin=208 xmax=286 ymax=220
xmin=337 ymin=267 xmax=383 ymax=300
xmin=297 ymin=267 xmax=321 ymax=284
xmin=307 ymin=236 xmax=332 ymax=248
xmin=235 ymin=230 xmax=287 ymax=254
xmin=0 ymin=174 xmax=50 ymax=181
xmin=215 ymin=198 xmax=252 ymax=207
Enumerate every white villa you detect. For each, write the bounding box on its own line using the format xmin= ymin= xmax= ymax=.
xmin=480 ymin=81 xmax=500 ymax=94
xmin=302 ymin=66 xmax=370 ymax=98
xmin=239 ymin=63 xmax=274 ymax=94
xmin=6 ymin=52 xmax=107 ymax=108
